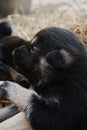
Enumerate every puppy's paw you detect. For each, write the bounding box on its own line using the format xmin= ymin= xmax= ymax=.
xmin=0 ymin=81 xmax=8 ymax=98
xmin=0 ymin=81 xmax=30 ymax=105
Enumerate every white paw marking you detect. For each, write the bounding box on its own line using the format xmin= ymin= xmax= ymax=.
xmin=0 ymin=81 xmax=4 ymax=85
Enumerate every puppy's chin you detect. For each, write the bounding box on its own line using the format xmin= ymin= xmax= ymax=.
xmin=12 ymin=56 xmax=23 ymax=72
xmin=12 ymin=53 xmax=29 ymax=72
xmin=12 ymin=50 xmax=22 ymax=69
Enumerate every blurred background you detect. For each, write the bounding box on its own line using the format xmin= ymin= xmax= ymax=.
xmin=0 ymin=0 xmax=87 ymax=44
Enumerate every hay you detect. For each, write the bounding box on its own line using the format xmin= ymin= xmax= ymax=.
xmin=0 ymin=4 xmax=87 ymax=41
xmin=71 ymin=24 xmax=87 ymax=46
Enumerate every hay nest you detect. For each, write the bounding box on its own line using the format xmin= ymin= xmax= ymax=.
xmin=70 ymin=24 xmax=87 ymax=46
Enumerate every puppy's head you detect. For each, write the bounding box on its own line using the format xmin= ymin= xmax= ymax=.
xmin=12 ymin=27 xmax=85 ymax=87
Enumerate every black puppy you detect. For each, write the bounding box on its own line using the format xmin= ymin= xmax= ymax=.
xmin=0 ymin=22 xmax=30 ymax=86
xmin=0 ymin=27 xmax=87 ymax=130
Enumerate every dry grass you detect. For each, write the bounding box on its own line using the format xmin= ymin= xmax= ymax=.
xmin=71 ymin=24 xmax=87 ymax=46
xmin=0 ymin=4 xmax=87 ymax=42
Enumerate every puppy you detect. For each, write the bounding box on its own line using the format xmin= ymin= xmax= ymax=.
xmin=0 ymin=27 xmax=87 ymax=130
xmin=0 ymin=22 xmax=30 ymax=86
xmin=0 ymin=22 xmax=30 ymax=121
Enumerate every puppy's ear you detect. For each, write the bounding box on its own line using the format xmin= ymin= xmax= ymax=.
xmin=46 ymin=49 xmax=75 ymax=69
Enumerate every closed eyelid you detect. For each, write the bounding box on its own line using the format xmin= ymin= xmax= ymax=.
xmin=30 ymin=46 xmax=40 ymax=54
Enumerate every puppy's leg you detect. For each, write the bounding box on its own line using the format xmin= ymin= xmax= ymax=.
xmin=0 ymin=112 xmax=33 ymax=130
xmin=0 ymin=81 xmax=38 ymax=110
xmin=0 ymin=103 xmax=19 ymax=122
xmin=0 ymin=63 xmax=30 ymax=88
xmin=9 ymin=66 xmax=30 ymax=88
xmin=0 ymin=81 xmax=59 ymax=130
xmin=0 ymin=81 xmax=37 ymax=130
